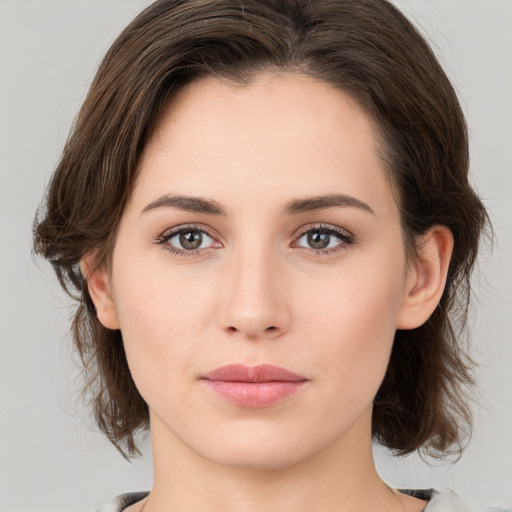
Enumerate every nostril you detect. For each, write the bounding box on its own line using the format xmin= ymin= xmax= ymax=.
xmin=224 ymin=325 xmax=278 ymax=337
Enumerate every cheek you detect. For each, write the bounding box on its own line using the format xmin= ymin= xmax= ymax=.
xmin=297 ymin=257 xmax=405 ymax=341
xmin=109 ymin=257 xmax=219 ymax=394
xmin=295 ymin=260 xmax=405 ymax=398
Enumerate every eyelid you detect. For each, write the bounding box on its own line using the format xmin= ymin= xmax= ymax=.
xmin=294 ymin=223 xmax=353 ymax=239
xmin=156 ymin=223 xmax=217 ymax=241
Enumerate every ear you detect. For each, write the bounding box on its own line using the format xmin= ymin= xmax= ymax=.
xmin=80 ymin=253 xmax=120 ymax=330
xmin=396 ymin=226 xmax=454 ymax=330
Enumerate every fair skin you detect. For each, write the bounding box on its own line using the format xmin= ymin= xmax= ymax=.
xmin=84 ymin=72 xmax=453 ymax=512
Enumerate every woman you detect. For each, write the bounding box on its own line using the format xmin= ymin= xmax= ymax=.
xmin=32 ymin=0 xmax=507 ymax=510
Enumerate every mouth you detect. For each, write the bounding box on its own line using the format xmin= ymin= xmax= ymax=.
xmin=200 ymin=364 xmax=308 ymax=408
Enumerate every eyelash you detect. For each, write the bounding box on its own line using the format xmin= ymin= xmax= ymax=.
xmin=155 ymin=224 xmax=219 ymax=257
xmin=155 ymin=223 xmax=355 ymax=257
xmin=293 ymin=224 xmax=355 ymax=255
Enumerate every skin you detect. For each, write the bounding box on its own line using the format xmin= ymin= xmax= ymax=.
xmin=85 ymin=72 xmax=453 ymax=512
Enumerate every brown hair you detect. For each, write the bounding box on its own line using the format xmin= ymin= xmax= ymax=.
xmin=33 ymin=0 xmax=489 ymax=458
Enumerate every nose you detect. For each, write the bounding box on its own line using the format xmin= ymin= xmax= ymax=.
xmin=218 ymin=246 xmax=291 ymax=341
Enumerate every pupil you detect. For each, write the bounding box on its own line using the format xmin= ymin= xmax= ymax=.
xmin=180 ymin=230 xmax=202 ymax=250
xmin=308 ymin=231 xmax=329 ymax=249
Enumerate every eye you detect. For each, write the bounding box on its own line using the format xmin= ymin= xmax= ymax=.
xmin=156 ymin=225 xmax=220 ymax=255
xmin=293 ymin=225 xmax=354 ymax=253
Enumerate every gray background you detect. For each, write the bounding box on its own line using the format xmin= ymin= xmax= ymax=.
xmin=0 ymin=1 xmax=510 ymax=511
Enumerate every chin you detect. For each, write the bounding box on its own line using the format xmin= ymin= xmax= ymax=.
xmin=207 ymin=446 xmax=306 ymax=471
xmin=196 ymin=427 xmax=313 ymax=470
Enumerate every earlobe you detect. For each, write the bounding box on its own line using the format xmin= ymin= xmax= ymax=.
xmin=80 ymin=253 xmax=120 ymax=330
xmin=396 ymin=226 xmax=454 ymax=330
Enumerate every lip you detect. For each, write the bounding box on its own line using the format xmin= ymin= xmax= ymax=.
xmin=201 ymin=364 xmax=308 ymax=408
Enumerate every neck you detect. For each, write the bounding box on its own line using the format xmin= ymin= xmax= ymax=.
xmin=143 ymin=407 xmax=422 ymax=512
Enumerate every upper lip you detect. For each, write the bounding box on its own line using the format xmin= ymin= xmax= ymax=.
xmin=201 ymin=364 xmax=307 ymax=382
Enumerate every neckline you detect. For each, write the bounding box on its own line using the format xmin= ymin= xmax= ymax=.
xmin=118 ymin=489 xmax=434 ymax=512
xmin=398 ymin=489 xmax=434 ymax=500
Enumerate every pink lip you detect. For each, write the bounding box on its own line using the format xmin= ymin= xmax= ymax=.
xmin=201 ymin=364 xmax=308 ymax=408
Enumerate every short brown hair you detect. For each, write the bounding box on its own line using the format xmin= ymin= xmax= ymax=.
xmin=33 ymin=0 xmax=489 ymax=458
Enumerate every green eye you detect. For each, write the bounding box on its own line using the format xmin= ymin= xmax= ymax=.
xmin=157 ymin=226 xmax=219 ymax=255
xmin=294 ymin=226 xmax=354 ymax=253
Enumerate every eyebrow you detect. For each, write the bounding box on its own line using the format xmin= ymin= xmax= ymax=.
xmin=141 ymin=192 xmax=374 ymax=216
xmin=142 ymin=194 xmax=227 ymax=216
xmin=282 ymin=194 xmax=375 ymax=216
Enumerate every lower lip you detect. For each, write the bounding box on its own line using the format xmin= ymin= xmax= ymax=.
xmin=202 ymin=380 xmax=307 ymax=408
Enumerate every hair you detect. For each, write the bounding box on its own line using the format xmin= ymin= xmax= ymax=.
xmin=33 ymin=0 xmax=489 ymax=458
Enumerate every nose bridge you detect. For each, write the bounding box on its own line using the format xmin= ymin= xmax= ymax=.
xmin=218 ymin=235 xmax=289 ymax=339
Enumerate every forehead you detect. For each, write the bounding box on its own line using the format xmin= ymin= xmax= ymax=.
xmin=134 ymin=72 xmax=395 ymax=218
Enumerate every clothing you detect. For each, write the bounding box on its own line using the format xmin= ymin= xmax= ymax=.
xmin=94 ymin=489 xmax=510 ymax=512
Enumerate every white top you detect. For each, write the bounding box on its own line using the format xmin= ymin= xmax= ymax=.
xmin=94 ymin=489 xmax=511 ymax=512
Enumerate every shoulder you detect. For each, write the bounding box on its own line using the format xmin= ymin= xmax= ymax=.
xmin=425 ymin=489 xmax=511 ymax=512
xmin=92 ymin=489 xmax=510 ymax=512
xmin=93 ymin=491 xmax=149 ymax=512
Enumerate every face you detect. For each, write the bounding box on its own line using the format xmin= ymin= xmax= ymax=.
xmin=97 ymin=72 xmax=420 ymax=470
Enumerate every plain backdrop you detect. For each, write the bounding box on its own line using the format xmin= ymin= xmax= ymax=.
xmin=0 ymin=1 xmax=511 ymax=511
